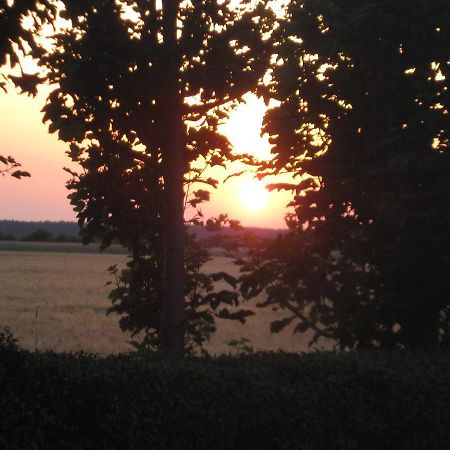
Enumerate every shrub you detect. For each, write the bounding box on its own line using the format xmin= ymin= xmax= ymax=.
xmin=0 ymin=327 xmax=18 ymax=351
xmin=21 ymin=229 xmax=54 ymax=242
xmin=0 ymin=350 xmax=449 ymax=449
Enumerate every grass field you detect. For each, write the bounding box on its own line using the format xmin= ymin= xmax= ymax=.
xmin=0 ymin=242 xmax=326 ymax=355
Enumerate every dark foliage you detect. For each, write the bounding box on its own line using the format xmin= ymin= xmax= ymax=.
xmin=0 ymin=232 xmax=15 ymax=241
xmin=240 ymin=0 xmax=450 ymax=350
xmin=0 ymin=155 xmax=30 ymax=179
xmin=0 ymin=220 xmax=80 ymax=240
xmin=20 ymin=228 xmax=53 ymax=242
xmin=0 ymin=327 xmax=18 ymax=351
xmin=19 ymin=228 xmax=81 ymax=242
xmin=0 ymin=349 xmax=449 ymax=449
xmin=2 ymin=0 xmax=275 ymax=354
xmin=106 ymin=222 xmax=255 ymax=354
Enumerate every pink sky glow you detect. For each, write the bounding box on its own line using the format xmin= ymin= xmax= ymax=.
xmin=0 ymin=88 xmax=292 ymax=229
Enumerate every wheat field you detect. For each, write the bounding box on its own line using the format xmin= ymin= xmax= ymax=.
xmin=0 ymin=244 xmax=326 ymax=355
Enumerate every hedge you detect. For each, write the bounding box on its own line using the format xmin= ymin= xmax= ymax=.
xmin=0 ymin=349 xmax=449 ymax=449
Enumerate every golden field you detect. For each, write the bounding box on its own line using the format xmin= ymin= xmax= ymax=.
xmin=0 ymin=243 xmax=327 ymax=355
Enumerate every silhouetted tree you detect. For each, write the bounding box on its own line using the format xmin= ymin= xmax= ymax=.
xmin=241 ymin=0 xmax=450 ymax=349
xmin=3 ymin=0 xmax=273 ymax=354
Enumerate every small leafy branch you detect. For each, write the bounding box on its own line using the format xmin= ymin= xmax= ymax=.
xmin=225 ymin=337 xmax=254 ymax=355
xmin=105 ymin=226 xmax=256 ymax=356
xmin=0 ymin=155 xmax=30 ymax=179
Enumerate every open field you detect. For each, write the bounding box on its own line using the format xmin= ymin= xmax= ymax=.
xmin=0 ymin=242 xmax=327 ymax=355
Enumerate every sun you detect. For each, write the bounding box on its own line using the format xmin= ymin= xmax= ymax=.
xmin=191 ymin=93 xmax=294 ymax=226
xmin=219 ymin=93 xmax=272 ymax=160
xmin=239 ymin=178 xmax=268 ymax=211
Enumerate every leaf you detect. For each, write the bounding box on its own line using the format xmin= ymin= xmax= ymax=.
xmin=68 ymin=143 xmax=84 ymax=161
xmin=293 ymin=321 xmax=310 ymax=334
xmin=9 ymin=73 xmax=45 ymax=97
xmin=296 ymin=178 xmax=316 ymax=192
xmin=270 ymin=317 xmax=293 ymax=333
xmin=266 ymin=183 xmax=298 ymax=192
xmin=11 ymin=170 xmax=31 ymax=179
xmin=240 ymin=275 xmax=264 ymax=298
xmin=204 ymin=290 xmax=239 ymax=310
xmin=217 ymin=308 xmax=255 ymax=324
xmin=209 ymin=271 xmax=237 ymax=288
xmin=205 ymin=177 xmax=218 ymax=188
xmin=63 ymin=167 xmax=79 ymax=177
xmin=189 ymin=189 xmax=210 ymax=207
xmin=205 ymin=218 xmax=222 ymax=232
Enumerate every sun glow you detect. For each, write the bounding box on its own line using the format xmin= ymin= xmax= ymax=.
xmin=199 ymin=92 xmax=295 ymax=226
xmin=239 ymin=178 xmax=268 ymax=210
xmin=219 ymin=93 xmax=272 ymax=159
xmin=217 ymin=93 xmax=272 ymax=213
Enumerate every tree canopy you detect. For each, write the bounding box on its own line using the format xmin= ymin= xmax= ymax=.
xmin=240 ymin=0 xmax=450 ymax=349
xmin=2 ymin=0 xmax=275 ymax=354
xmin=3 ymin=0 xmax=450 ymax=353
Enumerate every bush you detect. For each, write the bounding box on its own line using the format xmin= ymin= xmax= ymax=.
xmin=0 ymin=232 xmax=15 ymax=241
xmin=21 ymin=229 xmax=54 ymax=242
xmin=54 ymin=233 xmax=81 ymax=243
xmin=0 ymin=327 xmax=18 ymax=351
xmin=0 ymin=350 xmax=449 ymax=449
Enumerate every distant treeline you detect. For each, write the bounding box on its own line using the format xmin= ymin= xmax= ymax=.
xmin=0 ymin=220 xmax=80 ymax=241
xmin=190 ymin=224 xmax=286 ymax=240
xmin=0 ymin=229 xmax=80 ymax=243
xmin=0 ymin=220 xmax=285 ymax=243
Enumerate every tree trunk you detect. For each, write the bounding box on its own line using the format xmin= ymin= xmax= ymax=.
xmin=160 ymin=0 xmax=185 ymax=355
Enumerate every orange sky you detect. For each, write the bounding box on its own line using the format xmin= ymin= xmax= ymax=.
xmin=0 ymin=87 xmax=293 ymax=229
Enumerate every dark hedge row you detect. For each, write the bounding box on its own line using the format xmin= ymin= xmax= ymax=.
xmin=0 ymin=349 xmax=449 ymax=449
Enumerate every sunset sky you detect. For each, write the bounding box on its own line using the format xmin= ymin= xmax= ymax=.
xmin=0 ymin=87 xmax=294 ymax=229
xmin=0 ymin=1 xmax=294 ymax=229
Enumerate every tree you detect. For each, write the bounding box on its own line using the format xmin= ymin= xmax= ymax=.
xmin=240 ymin=0 xmax=450 ymax=349
xmin=3 ymin=0 xmax=274 ymax=354
xmin=21 ymin=228 xmax=53 ymax=241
